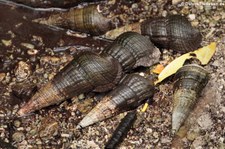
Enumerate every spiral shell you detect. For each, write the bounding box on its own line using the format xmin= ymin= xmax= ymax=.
xmin=17 ymin=52 xmax=122 ymax=116
xmin=172 ymin=64 xmax=209 ymax=134
xmin=77 ymin=74 xmax=154 ymax=128
xmin=141 ymin=15 xmax=202 ymax=52
xmin=102 ymin=32 xmax=161 ymax=71
xmin=35 ymin=4 xmax=111 ymax=35
xmin=17 ymin=32 xmax=160 ymax=116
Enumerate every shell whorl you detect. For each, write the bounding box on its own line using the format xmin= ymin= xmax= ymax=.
xmin=102 ymin=32 xmax=160 ymax=71
xmin=172 ymin=64 xmax=210 ymax=133
xmin=141 ymin=15 xmax=202 ymax=52
xmin=77 ymin=74 xmax=154 ymax=128
xmin=53 ymin=52 xmax=123 ymax=93
xmin=35 ymin=4 xmax=112 ymax=35
xmin=68 ymin=4 xmax=111 ymax=35
xmin=17 ymin=52 xmax=122 ymax=116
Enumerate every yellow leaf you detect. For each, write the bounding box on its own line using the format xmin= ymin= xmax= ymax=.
xmin=193 ymin=42 xmax=216 ymax=65
xmin=154 ymin=53 xmax=193 ymax=85
xmin=152 ymin=64 xmax=165 ymax=74
xmin=154 ymin=42 xmax=216 ymax=85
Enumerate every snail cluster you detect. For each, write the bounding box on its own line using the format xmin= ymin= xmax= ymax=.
xmin=12 ymin=1 xmax=210 ymax=148
xmin=17 ymin=31 xmax=160 ymax=116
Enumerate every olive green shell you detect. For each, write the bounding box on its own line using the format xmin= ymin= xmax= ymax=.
xmin=35 ymin=4 xmax=111 ymax=35
xmin=172 ymin=64 xmax=210 ymax=133
xmin=67 ymin=4 xmax=111 ymax=35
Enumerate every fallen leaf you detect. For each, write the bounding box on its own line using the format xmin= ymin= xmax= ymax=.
xmin=152 ymin=64 xmax=165 ymax=74
xmin=155 ymin=53 xmax=192 ymax=84
xmin=154 ymin=42 xmax=216 ymax=85
xmin=193 ymin=42 xmax=216 ymax=65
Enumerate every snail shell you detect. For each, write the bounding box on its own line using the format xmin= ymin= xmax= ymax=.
xmin=77 ymin=74 xmax=154 ymax=128
xmin=141 ymin=15 xmax=202 ymax=53
xmin=102 ymin=32 xmax=161 ymax=71
xmin=172 ymin=64 xmax=209 ymax=134
xmin=17 ymin=52 xmax=122 ymax=116
xmin=34 ymin=4 xmax=112 ymax=35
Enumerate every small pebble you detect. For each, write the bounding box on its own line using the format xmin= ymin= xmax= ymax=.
xmin=1 ymin=39 xmax=12 ymax=47
xmin=78 ymin=94 xmax=85 ymax=100
xmin=162 ymin=10 xmax=167 ymax=17
xmin=188 ymin=14 xmax=196 ymax=20
xmin=172 ymin=0 xmax=182 ymax=5
xmin=14 ymin=61 xmax=31 ymax=82
xmin=13 ymin=120 xmax=21 ymax=128
xmin=131 ymin=3 xmax=138 ymax=9
xmin=27 ymin=49 xmax=38 ymax=55
xmin=21 ymin=43 xmax=35 ymax=49
xmin=0 ymin=73 xmax=6 ymax=81
xmin=12 ymin=131 xmax=25 ymax=143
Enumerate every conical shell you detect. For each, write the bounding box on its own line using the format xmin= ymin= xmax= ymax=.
xmin=34 ymin=4 xmax=111 ymax=35
xmin=18 ymin=52 xmax=122 ymax=116
xmin=102 ymin=32 xmax=161 ymax=71
xmin=172 ymin=64 xmax=209 ymax=134
xmin=141 ymin=15 xmax=202 ymax=53
xmin=77 ymin=74 xmax=154 ymax=128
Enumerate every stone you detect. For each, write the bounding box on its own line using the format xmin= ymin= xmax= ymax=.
xmin=14 ymin=61 xmax=31 ymax=82
xmin=197 ymin=113 xmax=213 ymax=130
xmin=12 ymin=131 xmax=25 ymax=143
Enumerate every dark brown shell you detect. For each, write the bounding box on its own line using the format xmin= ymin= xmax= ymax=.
xmin=172 ymin=64 xmax=209 ymax=133
xmin=77 ymin=74 xmax=154 ymax=128
xmin=34 ymin=4 xmax=112 ymax=35
xmin=102 ymin=32 xmax=161 ymax=71
xmin=17 ymin=52 xmax=122 ymax=116
xmin=141 ymin=15 xmax=202 ymax=53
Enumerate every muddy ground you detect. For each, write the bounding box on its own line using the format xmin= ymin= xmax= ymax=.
xmin=0 ymin=0 xmax=224 ymax=148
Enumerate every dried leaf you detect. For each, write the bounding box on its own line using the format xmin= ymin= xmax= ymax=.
xmin=154 ymin=42 xmax=216 ymax=85
xmin=155 ymin=53 xmax=192 ymax=84
xmin=193 ymin=42 xmax=216 ymax=65
xmin=152 ymin=64 xmax=165 ymax=74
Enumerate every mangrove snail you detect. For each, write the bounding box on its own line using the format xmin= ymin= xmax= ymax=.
xmin=102 ymin=31 xmax=160 ymax=71
xmin=34 ymin=4 xmax=112 ymax=35
xmin=141 ymin=15 xmax=202 ymax=52
xmin=17 ymin=52 xmax=122 ymax=116
xmin=172 ymin=64 xmax=210 ymax=134
xmin=77 ymin=74 xmax=154 ymax=128
xmin=17 ymin=32 xmax=160 ymax=116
